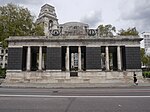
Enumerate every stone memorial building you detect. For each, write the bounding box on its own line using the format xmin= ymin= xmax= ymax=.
xmin=5 ymin=4 xmax=143 ymax=84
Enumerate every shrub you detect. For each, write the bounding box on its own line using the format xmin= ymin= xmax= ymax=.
xmin=143 ymin=71 xmax=150 ymax=78
xmin=0 ymin=67 xmax=6 ymax=78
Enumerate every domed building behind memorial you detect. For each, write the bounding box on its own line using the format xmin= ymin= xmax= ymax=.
xmin=4 ymin=4 xmax=144 ymax=86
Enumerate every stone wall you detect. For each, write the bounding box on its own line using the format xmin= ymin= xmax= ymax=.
xmin=5 ymin=71 xmax=143 ymax=84
xmin=46 ymin=47 xmax=62 ymax=70
xmin=86 ymin=47 xmax=101 ymax=69
xmin=7 ymin=48 xmax=22 ymax=70
xmin=125 ymin=47 xmax=141 ymax=69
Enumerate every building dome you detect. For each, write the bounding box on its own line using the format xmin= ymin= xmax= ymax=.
xmin=60 ymin=22 xmax=89 ymax=36
xmin=61 ymin=22 xmax=88 ymax=27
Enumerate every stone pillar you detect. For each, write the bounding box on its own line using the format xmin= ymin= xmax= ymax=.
xmin=78 ymin=46 xmax=82 ymax=71
xmin=26 ymin=46 xmax=31 ymax=71
xmin=2 ymin=55 xmax=5 ymax=69
xmin=38 ymin=46 xmax=42 ymax=70
xmin=105 ymin=46 xmax=109 ymax=71
xmin=117 ymin=46 xmax=122 ymax=70
xmin=66 ymin=46 xmax=69 ymax=71
xmin=42 ymin=54 xmax=45 ymax=69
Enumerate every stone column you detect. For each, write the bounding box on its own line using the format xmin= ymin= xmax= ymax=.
xmin=26 ymin=46 xmax=31 ymax=71
xmin=78 ymin=46 xmax=82 ymax=71
xmin=105 ymin=46 xmax=109 ymax=71
xmin=38 ymin=46 xmax=42 ymax=70
xmin=66 ymin=46 xmax=69 ymax=71
xmin=117 ymin=46 xmax=122 ymax=70
xmin=2 ymin=54 xmax=5 ymax=69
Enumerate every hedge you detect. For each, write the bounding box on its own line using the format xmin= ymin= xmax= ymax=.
xmin=0 ymin=68 xmax=6 ymax=78
xmin=143 ymin=71 xmax=150 ymax=78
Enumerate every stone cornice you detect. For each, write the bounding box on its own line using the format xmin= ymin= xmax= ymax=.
xmin=7 ymin=36 xmax=142 ymax=42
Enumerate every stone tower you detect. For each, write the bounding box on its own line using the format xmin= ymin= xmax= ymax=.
xmin=36 ymin=4 xmax=59 ymax=36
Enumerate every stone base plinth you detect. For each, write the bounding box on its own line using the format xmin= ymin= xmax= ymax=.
xmin=4 ymin=71 xmax=144 ymax=84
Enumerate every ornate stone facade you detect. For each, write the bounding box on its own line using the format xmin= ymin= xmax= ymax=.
xmin=36 ymin=4 xmax=59 ymax=36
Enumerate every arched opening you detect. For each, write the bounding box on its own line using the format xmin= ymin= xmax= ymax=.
xmin=48 ymin=20 xmax=53 ymax=29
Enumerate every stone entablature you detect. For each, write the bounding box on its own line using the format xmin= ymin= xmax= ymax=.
xmin=7 ymin=36 xmax=141 ymax=48
xmin=7 ymin=36 xmax=142 ymax=41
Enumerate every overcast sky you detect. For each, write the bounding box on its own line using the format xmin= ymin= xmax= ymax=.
xmin=0 ymin=0 xmax=150 ymax=33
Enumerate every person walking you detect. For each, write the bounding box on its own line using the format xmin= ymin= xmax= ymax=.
xmin=133 ymin=72 xmax=138 ymax=85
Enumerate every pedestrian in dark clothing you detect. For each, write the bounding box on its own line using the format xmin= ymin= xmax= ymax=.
xmin=133 ymin=73 xmax=138 ymax=85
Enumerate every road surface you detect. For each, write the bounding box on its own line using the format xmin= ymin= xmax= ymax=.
xmin=0 ymin=87 xmax=150 ymax=112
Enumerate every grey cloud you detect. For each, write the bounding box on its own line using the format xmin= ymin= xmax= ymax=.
xmin=80 ymin=10 xmax=102 ymax=28
xmin=120 ymin=0 xmax=150 ymax=32
xmin=0 ymin=0 xmax=44 ymax=5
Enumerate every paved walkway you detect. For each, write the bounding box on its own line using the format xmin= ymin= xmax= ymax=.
xmin=1 ymin=82 xmax=150 ymax=88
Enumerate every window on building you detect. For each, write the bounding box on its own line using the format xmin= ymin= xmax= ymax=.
xmin=74 ymin=26 xmax=77 ymax=29
xmin=5 ymin=63 xmax=7 ymax=68
xmin=5 ymin=56 xmax=7 ymax=60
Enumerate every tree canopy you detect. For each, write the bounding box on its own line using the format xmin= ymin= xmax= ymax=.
xmin=98 ymin=24 xmax=116 ymax=37
xmin=0 ymin=3 xmax=44 ymax=47
xmin=141 ymin=48 xmax=147 ymax=66
xmin=140 ymin=48 xmax=150 ymax=67
xmin=118 ymin=27 xmax=139 ymax=36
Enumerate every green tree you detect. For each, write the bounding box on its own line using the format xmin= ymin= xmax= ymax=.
xmin=31 ymin=24 xmax=44 ymax=36
xmin=118 ymin=27 xmax=139 ymax=36
xmin=147 ymin=56 xmax=150 ymax=67
xmin=140 ymin=48 xmax=148 ymax=66
xmin=0 ymin=3 xmax=44 ymax=47
xmin=0 ymin=67 xmax=6 ymax=78
xmin=140 ymin=48 xmax=150 ymax=67
xmin=98 ymin=24 xmax=116 ymax=37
